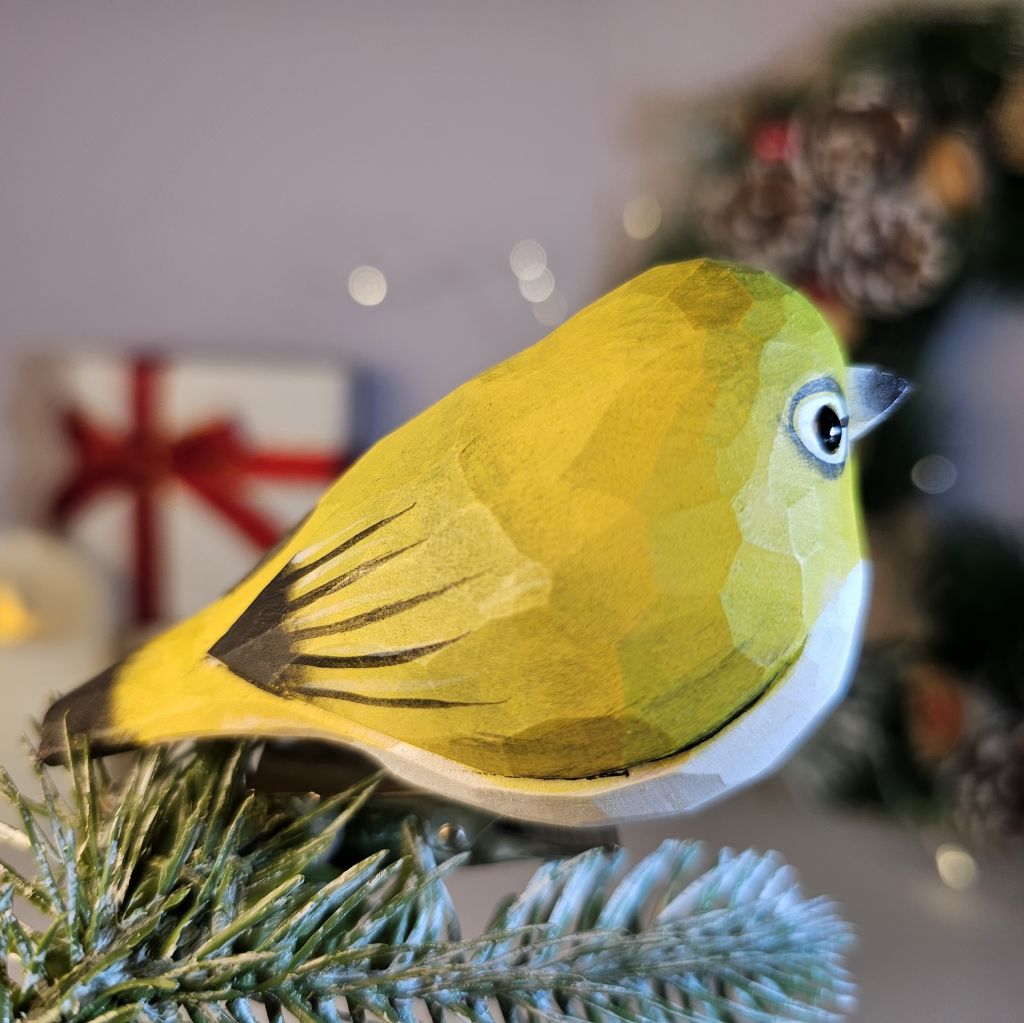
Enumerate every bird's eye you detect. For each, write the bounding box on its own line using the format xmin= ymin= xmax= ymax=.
xmin=814 ymin=405 xmax=844 ymax=454
xmin=789 ymin=379 xmax=849 ymax=477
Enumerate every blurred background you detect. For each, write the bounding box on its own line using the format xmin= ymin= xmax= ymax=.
xmin=2 ymin=2 xmax=1024 ymax=1019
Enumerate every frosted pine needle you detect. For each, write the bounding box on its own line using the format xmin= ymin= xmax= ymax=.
xmin=0 ymin=739 xmax=855 ymax=1022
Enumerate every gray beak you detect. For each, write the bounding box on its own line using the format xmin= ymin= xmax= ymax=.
xmin=847 ymin=365 xmax=912 ymax=442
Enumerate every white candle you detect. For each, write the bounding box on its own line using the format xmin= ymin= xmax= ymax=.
xmin=0 ymin=529 xmax=115 ymax=823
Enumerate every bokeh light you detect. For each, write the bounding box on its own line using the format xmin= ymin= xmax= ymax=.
xmin=509 ymin=240 xmax=547 ymax=281
xmin=911 ymin=454 xmax=957 ymax=494
xmin=518 ymin=267 xmax=556 ymax=303
xmin=623 ymin=195 xmax=662 ymax=240
xmin=347 ymin=265 xmax=388 ymax=306
xmin=935 ymin=843 xmax=979 ymax=890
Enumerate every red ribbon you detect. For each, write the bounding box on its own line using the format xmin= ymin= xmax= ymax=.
xmin=51 ymin=358 xmax=347 ymax=624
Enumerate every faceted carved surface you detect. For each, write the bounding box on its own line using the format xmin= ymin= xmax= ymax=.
xmin=44 ymin=259 xmax=866 ymax=816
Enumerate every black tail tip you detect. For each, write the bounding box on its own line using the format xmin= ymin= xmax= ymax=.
xmin=38 ymin=664 xmax=127 ymax=765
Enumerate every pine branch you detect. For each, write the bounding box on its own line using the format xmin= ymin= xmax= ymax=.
xmin=0 ymin=739 xmax=855 ymax=1022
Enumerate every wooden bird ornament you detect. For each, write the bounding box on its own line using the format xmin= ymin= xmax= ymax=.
xmin=41 ymin=260 xmax=909 ymax=824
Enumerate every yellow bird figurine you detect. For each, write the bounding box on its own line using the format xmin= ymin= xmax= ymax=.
xmin=41 ymin=259 xmax=908 ymax=824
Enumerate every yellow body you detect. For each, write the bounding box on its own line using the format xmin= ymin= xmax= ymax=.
xmin=45 ymin=260 xmax=866 ymax=787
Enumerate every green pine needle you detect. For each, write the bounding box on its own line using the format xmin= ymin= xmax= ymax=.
xmin=0 ymin=738 xmax=855 ymax=1022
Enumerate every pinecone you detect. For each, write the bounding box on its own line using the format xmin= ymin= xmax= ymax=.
xmin=816 ymin=190 xmax=951 ymax=316
xmin=949 ymin=721 xmax=1024 ymax=849
xmin=700 ymin=160 xmax=819 ymax=275
xmin=805 ymin=73 xmax=923 ymax=199
xmin=993 ymin=72 xmax=1024 ymax=174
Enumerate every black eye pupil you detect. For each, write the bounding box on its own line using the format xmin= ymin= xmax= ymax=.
xmin=814 ymin=406 xmax=844 ymax=454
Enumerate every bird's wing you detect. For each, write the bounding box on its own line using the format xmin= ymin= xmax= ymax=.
xmin=208 ymin=498 xmax=549 ymax=710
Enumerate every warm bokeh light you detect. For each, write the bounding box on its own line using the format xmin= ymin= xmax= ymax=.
xmin=623 ymin=195 xmax=662 ymax=240
xmin=347 ymin=265 xmax=388 ymax=306
xmin=0 ymin=582 xmax=39 ymax=643
xmin=935 ymin=843 xmax=979 ymax=890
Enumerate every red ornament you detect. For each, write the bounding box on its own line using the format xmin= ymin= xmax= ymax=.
xmin=751 ymin=119 xmax=801 ymax=163
xmin=907 ymin=664 xmax=967 ymax=762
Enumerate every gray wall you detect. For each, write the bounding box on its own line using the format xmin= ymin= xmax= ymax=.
xmin=0 ymin=0 xmax=870 ymax=516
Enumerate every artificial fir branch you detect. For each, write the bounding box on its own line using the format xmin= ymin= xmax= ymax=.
xmin=0 ymin=739 xmax=855 ymax=1022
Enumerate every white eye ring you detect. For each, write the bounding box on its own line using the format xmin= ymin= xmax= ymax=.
xmin=789 ymin=382 xmax=849 ymax=477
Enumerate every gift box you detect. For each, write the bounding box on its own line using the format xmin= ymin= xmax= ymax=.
xmin=20 ymin=353 xmax=353 ymax=629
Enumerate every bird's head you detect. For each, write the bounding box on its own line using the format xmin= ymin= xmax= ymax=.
xmin=607 ymin=259 xmax=909 ymax=677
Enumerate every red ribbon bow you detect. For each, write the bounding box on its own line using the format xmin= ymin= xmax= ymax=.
xmin=52 ymin=358 xmax=347 ymax=624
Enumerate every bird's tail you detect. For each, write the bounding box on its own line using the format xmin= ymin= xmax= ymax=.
xmin=39 ymin=661 xmax=133 ymax=763
xmin=38 ymin=620 xmax=365 ymax=766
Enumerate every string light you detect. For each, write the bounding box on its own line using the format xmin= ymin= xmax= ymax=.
xmin=348 ymin=266 xmax=387 ymax=307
